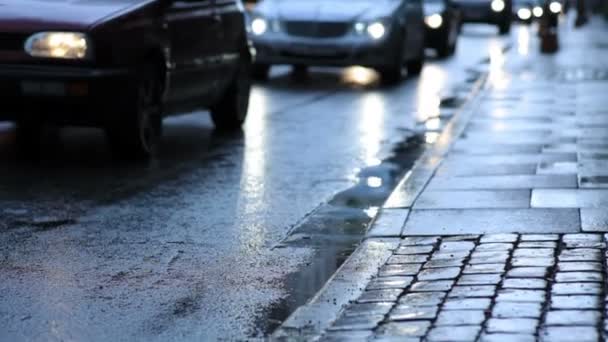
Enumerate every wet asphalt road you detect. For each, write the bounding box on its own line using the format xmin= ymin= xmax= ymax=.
xmin=0 ymin=26 xmax=514 ymax=341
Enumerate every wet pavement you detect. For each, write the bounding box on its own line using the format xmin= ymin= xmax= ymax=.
xmin=0 ymin=28 xmax=510 ymax=341
xmin=274 ymin=16 xmax=608 ymax=342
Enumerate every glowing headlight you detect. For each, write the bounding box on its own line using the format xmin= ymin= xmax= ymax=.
xmin=425 ymin=14 xmax=444 ymax=29
xmin=518 ymin=8 xmax=532 ymax=19
xmin=491 ymin=0 xmax=506 ymax=12
xmin=251 ymin=18 xmax=268 ymax=35
xmin=533 ymin=6 xmax=544 ymax=17
xmin=354 ymin=22 xmax=366 ymax=34
xmin=367 ymin=22 xmax=386 ymax=40
xmin=549 ymin=1 xmax=562 ymax=13
xmin=25 ymin=32 xmax=89 ymax=59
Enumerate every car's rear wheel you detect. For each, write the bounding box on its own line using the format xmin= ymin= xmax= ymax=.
xmin=407 ymin=46 xmax=425 ymax=75
xmin=379 ymin=39 xmax=406 ymax=85
xmin=210 ymin=59 xmax=251 ymax=131
xmin=498 ymin=18 xmax=511 ymax=35
xmin=106 ymin=67 xmax=163 ymax=160
xmin=436 ymin=31 xmax=453 ymax=58
xmin=252 ymin=63 xmax=270 ymax=81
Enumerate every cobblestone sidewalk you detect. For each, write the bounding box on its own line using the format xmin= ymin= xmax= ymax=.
xmin=275 ymin=17 xmax=608 ymax=342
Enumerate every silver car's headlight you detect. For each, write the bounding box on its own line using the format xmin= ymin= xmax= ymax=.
xmin=425 ymin=14 xmax=444 ymax=29
xmin=354 ymin=20 xmax=390 ymax=40
xmin=491 ymin=0 xmax=506 ymax=12
xmin=25 ymin=32 xmax=90 ymax=59
xmin=251 ymin=18 xmax=268 ymax=35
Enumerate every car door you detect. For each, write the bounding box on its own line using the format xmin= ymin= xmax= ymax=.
xmin=165 ymin=0 xmax=223 ymax=106
xmin=404 ymin=0 xmax=425 ymax=59
xmin=213 ymin=0 xmax=245 ymax=90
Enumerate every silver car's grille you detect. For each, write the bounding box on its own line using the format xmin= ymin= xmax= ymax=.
xmin=0 ymin=33 xmax=28 ymax=51
xmin=283 ymin=21 xmax=351 ymax=38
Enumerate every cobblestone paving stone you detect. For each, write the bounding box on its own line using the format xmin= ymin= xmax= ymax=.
xmin=319 ymin=234 xmax=608 ymax=341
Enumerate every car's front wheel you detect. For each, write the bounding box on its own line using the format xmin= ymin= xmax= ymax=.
xmin=252 ymin=63 xmax=270 ymax=81
xmin=210 ymin=59 xmax=251 ymax=131
xmin=498 ymin=18 xmax=511 ymax=35
xmin=106 ymin=68 xmax=163 ymax=160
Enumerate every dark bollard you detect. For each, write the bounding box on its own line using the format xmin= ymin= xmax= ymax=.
xmin=539 ymin=0 xmax=560 ymax=53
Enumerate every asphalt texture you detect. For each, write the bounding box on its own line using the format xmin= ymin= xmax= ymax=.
xmin=0 ymin=26 xmax=510 ymax=341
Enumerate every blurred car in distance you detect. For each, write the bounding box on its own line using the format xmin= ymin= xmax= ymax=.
xmin=248 ymin=0 xmax=427 ymax=84
xmin=423 ymin=0 xmax=462 ymax=57
xmin=452 ymin=0 xmax=512 ymax=34
xmin=513 ymin=0 xmax=535 ymax=23
xmin=0 ymin=0 xmax=252 ymax=159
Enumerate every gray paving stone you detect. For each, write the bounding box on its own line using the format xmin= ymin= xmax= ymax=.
xmin=405 ymin=209 xmax=580 ymax=235
xmin=376 ymin=321 xmax=431 ymax=337
xmin=458 ymin=274 xmax=503 ymax=285
xmin=557 ymin=262 xmax=602 ymax=272
xmin=558 ymin=248 xmax=602 ymax=261
xmin=343 ymin=303 xmax=395 ymax=317
xmin=551 ymin=295 xmax=601 ymax=309
xmin=367 ymin=277 xmax=414 ymax=290
xmin=518 ymin=241 xmax=558 ymax=248
xmin=415 ymin=190 xmax=531 ymax=209
xmin=475 ymin=243 xmax=514 ymax=251
xmin=330 ymin=314 xmax=386 ymax=331
xmin=379 ymin=264 xmax=423 ymax=277
xmin=426 ymin=174 xmax=577 ymax=190
xmin=400 ymin=236 xmax=440 ymax=246
xmin=496 ymin=289 xmax=546 ymax=303
xmin=480 ymin=234 xmax=519 ymax=243
xmin=470 ymin=251 xmax=510 ymax=259
xmin=439 ymin=241 xmax=476 ymax=252
xmin=387 ymin=254 xmax=429 ymax=264
xmin=486 ymin=318 xmax=539 ymax=334
xmin=358 ymin=289 xmax=403 ymax=303
xmin=442 ymin=235 xmax=480 ymax=241
xmin=393 ymin=245 xmax=435 ymax=255
xmin=418 ymin=267 xmax=461 ymax=281
xmin=431 ymin=251 xmax=471 ymax=260
xmin=368 ymin=209 xmax=409 ymax=237
xmin=544 ymin=310 xmax=601 ymax=326
xmin=443 ymin=298 xmax=492 ymax=310
xmin=503 ymin=278 xmax=547 ymax=289
xmin=492 ymin=302 xmax=542 ymax=318
xmin=469 ymin=256 xmax=510 ymax=265
xmin=562 ymin=234 xmax=606 ymax=248
xmin=371 ymin=337 xmax=421 ymax=342
xmin=449 ymin=285 xmax=496 ymax=298
xmin=398 ymin=292 xmax=446 ymax=306
xmin=555 ymin=272 xmax=603 ymax=283
xmin=581 ymin=209 xmax=608 ymax=232
xmin=436 ymin=162 xmax=538 ymax=177
xmin=511 ymin=257 xmax=555 ymax=267
xmin=512 ymin=248 xmax=554 ymax=258
xmin=443 ymin=153 xmax=576 ymax=166
xmin=532 ymin=189 xmax=608 ymax=208
xmin=506 ymin=267 xmax=549 ymax=278
xmin=424 ymin=258 xmax=464 ymax=269
xmin=388 ymin=306 xmax=438 ymax=321
xmin=321 ymin=330 xmax=374 ymax=342
xmin=520 ymin=234 xmax=560 ymax=241
xmin=435 ymin=310 xmax=486 ymax=326
xmin=540 ymin=327 xmax=599 ymax=341
xmin=463 ymin=264 xmax=506 ymax=274
xmin=426 ymin=326 xmax=481 ymax=341
xmin=410 ymin=281 xmax=454 ymax=292
xmin=552 ymin=283 xmax=602 ymax=295
xmin=480 ymin=333 xmax=535 ymax=342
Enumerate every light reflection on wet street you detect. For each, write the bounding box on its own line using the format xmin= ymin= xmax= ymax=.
xmin=0 ymin=26 xmax=512 ymax=341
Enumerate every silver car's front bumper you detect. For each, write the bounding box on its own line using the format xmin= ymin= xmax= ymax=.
xmin=251 ymin=33 xmax=400 ymax=68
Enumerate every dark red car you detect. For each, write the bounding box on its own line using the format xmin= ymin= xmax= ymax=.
xmin=0 ymin=0 xmax=252 ymax=158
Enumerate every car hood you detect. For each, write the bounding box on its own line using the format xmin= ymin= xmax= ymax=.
xmin=0 ymin=0 xmax=150 ymax=32
xmin=258 ymin=0 xmax=400 ymax=22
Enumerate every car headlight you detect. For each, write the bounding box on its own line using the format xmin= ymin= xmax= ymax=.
xmin=518 ymin=8 xmax=532 ymax=19
xmin=251 ymin=18 xmax=268 ymax=35
xmin=367 ymin=22 xmax=386 ymax=40
xmin=24 ymin=32 xmax=89 ymax=59
xmin=533 ymin=6 xmax=544 ymax=17
xmin=491 ymin=0 xmax=506 ymax=12
xmin=549 ymin=1 xmax=562 ymax=13
xmin=425 ymin=14 xmax=443 ymax=29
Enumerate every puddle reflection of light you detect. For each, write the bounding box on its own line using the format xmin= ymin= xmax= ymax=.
xmin=416 ymin=65 xmax=446 ymax=122
xmin=425 ymin=132 xmax=440 ymax=144
xmin=426 ymin=118 xmax=441 ymax=131
xmin=366 ymin=157 xmax=382 ymax=167
xmin=366 ymin=176 xmax=383 ymax=188
xmin=488 ymin=40 xmax=509 ymax=90
xmin=342 ymin=66 xmax=379 ymax=87
xmin=238 ymin=87 xmax=268 ymax=250
xmin=364 ymin=206 xmax=379 ymax=218
xmin=359 ymin=93 xmax=386 ymax=169
xmin=489 ymin=107 xmax=510 ymax=118
xmin=518 ymin=26 xmax=530 ymax=55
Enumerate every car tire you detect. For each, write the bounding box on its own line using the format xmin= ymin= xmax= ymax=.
xmin=252 ymin=63 xmax=270 ymax=81
xmin=106 ymin=67 xmax=163 ymax=160
xmin=436 ymin=32 xmax=452 ymax=58
xmin=210 ymin=58 xmax=251 ymax=131
xmin=498 ymin=19 xmax=511 ymax=35
xmin=379 ymin=38 xmax=406 ymax=85
xmin=15 ymin=120 xmax=43 ymax=157
xmin=406 ymin=46 xmax=425 ymax=76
